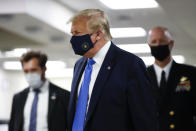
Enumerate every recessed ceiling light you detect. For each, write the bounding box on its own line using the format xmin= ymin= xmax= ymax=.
xmin=99 ymin=0 xmax=159 ymax=9
xmin=110 ymin=27 xmax=146 ymax=38
xmin=3 ymin=61 xmax=22 ymax=70
xmin=46 ymin=61 xmax=66 ymax=69
xmin=46 ymin=68 xmax=73 ymax=78
xmin=140 ymin=56 xmax=155 ymax=66
xmin=3 ymin=61 xmax=67 ymax=71
xmin=5 ymin=48 xmax=29 ymax=58
xmin=173 ymin=55 xmax=185 ymax=64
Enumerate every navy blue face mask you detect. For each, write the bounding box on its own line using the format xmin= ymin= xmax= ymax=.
xmin=70 ymin=34 xmax=95 ymax=56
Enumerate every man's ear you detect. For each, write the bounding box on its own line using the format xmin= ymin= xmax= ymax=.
xmin=96 ymin=30 xmax=103 ymax=40
xmin=42 ymin=66 xmax=47 ymax=73
xmin=169 ymin=40 xmax=174 ymax=50
xmin=41 ymin=66 xmax=47 ymax=81
xmin=97 ymin=36 xmax=101 ymax=40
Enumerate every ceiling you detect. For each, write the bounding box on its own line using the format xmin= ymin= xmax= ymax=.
xmin=0 ymin=0 xmax=196 ymax=69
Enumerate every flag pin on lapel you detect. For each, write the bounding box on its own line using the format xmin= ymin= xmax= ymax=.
xmin=51 ymin=93 xmax=56 ymax=100
xmin=107 ymin=66 xmax=111 ymax=70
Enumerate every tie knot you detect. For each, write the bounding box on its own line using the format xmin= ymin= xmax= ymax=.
xmin=33 ymin=88 xmax=40 ymax=93
xmin=161 ymin=70 xmax=165 ymax=77
xmin=88 ymin=58 xmax=96 ymax=65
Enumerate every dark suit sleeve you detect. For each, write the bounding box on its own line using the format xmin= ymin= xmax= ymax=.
xmin=127 ymin=58 xmax=158 ymax=131
xmin=9 ymin=95 xmax=17 ymax=131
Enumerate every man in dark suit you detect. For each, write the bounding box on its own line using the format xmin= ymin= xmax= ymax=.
xmin=67 ymin=9 xmax=158 ymax=131
xmin=147 ymin=26 xmax=196 ymax=131
xmin=9 ymin=51 xmax=70 ymax=131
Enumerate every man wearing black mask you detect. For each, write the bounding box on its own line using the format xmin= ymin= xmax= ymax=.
xmin=147 ymin=26 xmax=196 ymax=131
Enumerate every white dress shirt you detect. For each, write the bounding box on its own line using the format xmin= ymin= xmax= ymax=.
xmin=153 ymin=59 xmax=173 ymax=87
xmin=78 ymin=41 xmax=111 ymax=112
xmin=23 ymin=80 xmax=49 ymax=131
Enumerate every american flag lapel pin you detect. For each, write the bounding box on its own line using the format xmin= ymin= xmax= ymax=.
xmin=51 ymin=93 xmax=56 ymax=100
xmin=107 ymin=66 xmax=111 ymax=70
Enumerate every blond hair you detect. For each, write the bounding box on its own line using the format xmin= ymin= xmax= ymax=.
xmin=69 ymin=9 xmax=112 ymax=40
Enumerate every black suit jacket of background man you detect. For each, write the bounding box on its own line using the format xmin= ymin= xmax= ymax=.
xmin=147 ymin=61 xmax=196 ymax=131
xmin=9 ymin=82 xmax=70 ymax=131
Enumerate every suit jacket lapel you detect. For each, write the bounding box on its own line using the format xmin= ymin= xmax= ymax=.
xmin=160 ymin=61 xmax=180 ymax=111
xmin=148 ymin=65 xmax=159 ymax=90
xmin=68 ymin=58 xmax=87 ymax=128
xmin=18 ymin=88 xmax=29 ymax=130
xmin=148 ymin=66 xmax=164 ymax=111
xmin=48 ymin=83 xmax=57 ymax=127
xmin=85 ymin=43 xmax=118 ymax=126
xmin=148 ymin=61 xmax=181 ymax=112
xmin=166 ymin=61 xmax=180 ymax=97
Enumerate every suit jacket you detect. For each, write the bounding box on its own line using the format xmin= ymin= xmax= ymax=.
xmin=147 ymin=61 xmax=196 ymax=131
xmin=68 ymin=43 xmax=158 ymax=131
xmin=9 ymin=82 xmax=70 ymax=131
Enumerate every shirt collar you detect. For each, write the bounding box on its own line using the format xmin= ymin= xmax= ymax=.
xmin=153 ymin=59 xmax=173 ymax=80
xmin=92 ymin=41 xmax=111 ymax=65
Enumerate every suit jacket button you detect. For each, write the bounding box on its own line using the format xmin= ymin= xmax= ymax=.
xmin=169 ymin=124 xmax=175 ymax=129
xmin=169 ymin=110 xmax=175 ymax=116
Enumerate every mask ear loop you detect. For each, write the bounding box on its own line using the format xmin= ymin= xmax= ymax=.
xmin=89 ymin=33 xmax=99 ymax=45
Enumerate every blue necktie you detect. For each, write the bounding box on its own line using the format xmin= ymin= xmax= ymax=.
xmin=29 ymin=89 xmax=40 ymax=131
xmin=72 ymin=58 xmax=95 ymax=131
